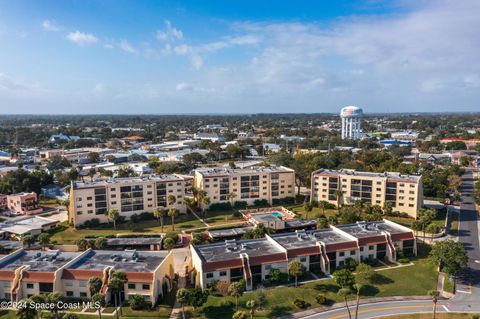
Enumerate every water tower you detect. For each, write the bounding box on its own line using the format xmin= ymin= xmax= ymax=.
xmin=340 ymin=106 xmax=363 ymax=140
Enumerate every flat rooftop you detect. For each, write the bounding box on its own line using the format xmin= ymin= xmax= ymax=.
xmin=336 ymin=221 xmax=406 ymax=238
xmin=312 ymin=169 xmax=421 ymax=182
xmin=271 ymin=229 xmax=353 ymax=250
xmin=208 ymin=227 xmax=254 ymax=239
xmin=106 ymin=237 xmax=163 ymax=246
xmin=284 ymin=219 xmax=317 ymax=228
xmin=73 ymin=174 xmax=185 ymax=189
xmin=68 ymin=250 xmax=167 ymax=272
xmin=195 ymin=166 xmax=293 ymax=177
xmin=0 ymin=250 xmax=81 ymax=272
xmin=195 ymin=239 xmax=284 ymax=263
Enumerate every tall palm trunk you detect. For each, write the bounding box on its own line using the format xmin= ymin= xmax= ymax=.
xmin=114 ymin=294 xmax=119 ymax=319
xmin=432 ymin=300 xmax=437 ymax=319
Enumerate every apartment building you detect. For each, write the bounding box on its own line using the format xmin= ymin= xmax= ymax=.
xmin=311 ymin=169 xmax=423 ymax=218
xmin=70 ymin=175 xmax=188 ymax=227
xmin=0 ymin=248 xmax=174 ymax=305
xmin=0 ymin=192 xmax=43 ymax=215
xmin=193 ymin=166 xmax=295 ymax=207
xmin=191 ymin=220 xmax=415 ymax=290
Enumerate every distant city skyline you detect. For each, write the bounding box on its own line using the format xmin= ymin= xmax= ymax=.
xmin=0 ymin=0 xmax=479 ymax=114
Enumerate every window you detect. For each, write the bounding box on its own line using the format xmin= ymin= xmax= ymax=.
xmin=66 ymin=291 xmax=74 ymax=297
xmin=220 ymin=271 xmax=227 ymax=277
xmin=339 ymin=252 xmax=345 ymax=257
xmin=300 ymin=257 xmax=307 ymax=262
xmin=80 ymin=292 xmax=87 ymax=298
xmin=339 ymin=260 xmax=345 ymax=266
xmin=142 ymin=284 xmax=150 ymax=290
xmin=369 ymin=245 xmax=374 ymax=250
xmin=360 ymin=247 xmax=364 ymax=252
xmin=350 ymin=250 xmax=356 ymax=256
xmin=206 ymin=273 xmax=214 ymax=278
xmin=79 ymin=281 xmax=87 ymax=287
xmin=86 ymin=196 xmax=92 ymax=200
xmin=26 ymin=283 xmax=34 ymax=289
xmin=65 ymin=281 xmax=73 ymax=287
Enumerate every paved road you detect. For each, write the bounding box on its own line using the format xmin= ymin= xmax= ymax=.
xmin=303 ymin=169 xmax=480 ymax=319
xmin=448 ymin=169 xmax=480 ymax=312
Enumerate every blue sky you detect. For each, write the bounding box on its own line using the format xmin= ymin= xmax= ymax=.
xmin=0 ymin=0 xmax=479 ymax=114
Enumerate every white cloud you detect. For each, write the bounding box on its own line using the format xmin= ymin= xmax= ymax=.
xmin=42 ymin=19 xmax=60 ymax=32
xmin=190 ymin=55 xmax=203 ymax=70
xmin=200 ymin=35 xmax=260 ymax=53
xmin=66 ymin=31 xmax=98 ymax=46
xmin=175 ymin=82 xmax=194 ymax=91
xmin=119 ymin=39 xmax=137 ymax=54
xmin=156 ymin=20 xmax=183 ymax=42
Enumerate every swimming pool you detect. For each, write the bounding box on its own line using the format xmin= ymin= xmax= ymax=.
xmin=271 ymin=212 xmax=284 ymax=218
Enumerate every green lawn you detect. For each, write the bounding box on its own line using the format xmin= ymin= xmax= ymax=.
xmin=386 ymin=207 xmax=447 ymax=234
xmin=287 ymin=204 xmax=338 ymax=219
xmin=50 ymin=211 xmax=235 ymax=244
xmin=198 ymin=244 xmax=437 ymax=319
xmin=444 ymin=276 xmax=455 ymax=294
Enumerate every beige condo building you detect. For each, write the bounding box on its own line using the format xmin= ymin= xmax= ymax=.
xmin=193 ymin=166 xmax=295 ymax=207
xmin=70 ymin=175 xmax=189 ymax=227
xmin=311 ymin=169 xmax=423 ymax=218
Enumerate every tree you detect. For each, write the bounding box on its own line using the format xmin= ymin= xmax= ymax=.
xmin=91 ymin=294 xmax=105 ymax=319
xmin=38 ymin=233 xmax=51 ymax=250
xmin=88 ymin=168 xmax=96 ymax=181
xmin=88 ymin=276 xmax=103 ymax=297
xmin=110 ymin=271 xmax=128 ymax=317
xmin=77 ymin=238 xmax=88 ymax=251
xmin=428 ymin=290 xmax=440 ymax=319
xmin=168 ymin=195 xmax=177 ymax=207
xmin=232 ymin=311 xmax=246 ymax=319
xmin=304 ymin=201 xmax=313 ymax=219
xmin=88 ymin=152 xmax=100 ymax=163
xmin=216 ymin=280 xmax=230 ymax=299
xmin=163 ymin=237 xmax=176 ymax=250
xmin=129 ymin=294 xmax=147 ymax=310
xmin=16 ymin=298 xmax=37 ymax=319
xmin=94 ymin=237 xmax=108 ymax=249
xmin=153 ymin=207 xmax=166 ymax=231
xmin=255 ymin=289 xmax=266 ymax=309
xmin=319 ymin=201 xmax=328 ymax=216
xmin=429 ymin=240 xmax=468 ymax=276
xmin=246 ymin=300 xmax=256 ymax=319
xmin=355 ymin=263 xmax=375 ymax=286
xmin=168 ymin=208 xmax=179 ymax=231
xmin=22 ymin=235 xmax=35 ymax=248
xmin=176 ymin=288 xmax=190 ymax=315
xmin=45 ymin=291 xmax=63 ymax=319
xmin=353 ymin=283 xmax=363 ymax=319
xmin=228 ymin=281 xmax=245 ymax=311
xmin=418 ymin=208 xmax=437 ymax=242
xmin=187 ymin=287 xmax=209 ymax=310
xmin=317 ymin=216 xmax=329 ymax=229
xmin=334 ymin=268 xmax=355 ymax=289
xmin=200 ymin=193 xmax=211 ymax=218
xmin=106 ymin=208 xmax=120 ymax=229
xmin=116 ymin=166 xmax=136 ymax=178
xmin=338 ymin=288 xmax=352 ymax=319
xmin=288 ymin=260 xmax=304 ymax=287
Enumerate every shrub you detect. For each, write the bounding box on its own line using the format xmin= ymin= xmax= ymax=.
xmin=293 ymin=298 xmax=310 ymax=309
xmin=208 ymin=202 xmax=232 ymax=211
xmin=266 ymin=269 xmax=284 ymax=284
xmin=253 ymin=199 xmax=269 ymax=207
xmin=315 ymin=294 xmax=326 ymax=305
xmin=231 ymin=211 xmax=242 ymax=218
xmin=165 ymin=232 xmax=179 ymax=243
xmin=129 ymin=294 xmax=147 ymax=310
xmin=398 ymin=258 xmax=410 ymax=264
xmin=345 ymin=258 xmax=358 ymax=271
xmin=233 ymin=201 xmax=248 ymax=209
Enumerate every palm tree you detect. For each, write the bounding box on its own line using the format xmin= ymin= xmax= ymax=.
xmin=110 ymin=271 xmax=128 ymax=318
xmin=153 ymin=207 xmax=165 ymax=231
xmin=228 ymin=192 xmax=237 ymax=204
xmin=353 ymin=283 xmax=363 ymax=319
xmin=88 ymin=276 xmax=103 ymax=297
xmin=334 ymin=190 xmax=343 ymax=209
xmin=198 ymin=192 xmax=210 ymax=218
xmin=338 ymin=288 xmax=352 ymax=319
xmin=168 ymin=208 xmax=179 ymax=231
xmin=246 ymin=300 xmax=256 ymax=319
xmin=428 ymin=290 xmax=440 ymax=319
xmin=304 ymin=201 xmax=313 ymax=219
xmin=167 ymin=195 xmax=177 ymax=207
xmin=106 ymin=208 xmax=120 ymax=229
xmin=319 ymin=201 xmax=327 ymax=216
xmin=288 ymin=260 xmax=304 ymax=287
xmin=91 ymin=293 xmax=105 ymax=319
